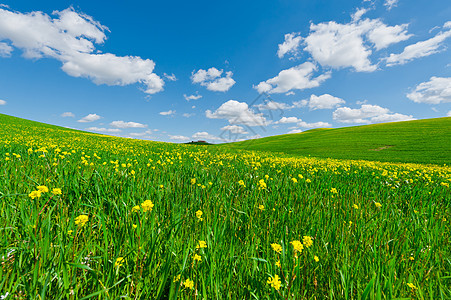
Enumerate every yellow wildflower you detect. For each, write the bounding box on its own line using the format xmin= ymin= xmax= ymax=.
xmin=173 ymin=274 xmax=181 ymax=282
xmin=314 ymin=255 xmax=319 ymax=262
xmin=271 ymin=243 xmax=282 ymax=254
xmin=275 ymin=260 xmax=281 ymax=267
xmin=407 ymin=283 xmax=417 ymax=289
xmin=238 ymin=180 xmax=246 ymax=187
xmin=303 ymin=236 xmax=313 ymax=248
xmin=193 ymin=254 xmax=202 ymax=262
xmin=258 ymin=179 xmax=267 ymax=189
xmin=196 ymin=210 xmax=204 ymax=221
xmin=258 ymin=205 xmax=265 ymax=211
xmin=28 ymin=190 xmax=42 ymax=199
xmin=330 ymin=188 xmax=338 ymax=194
xmin=291 ymin=240 xmax=304 ymax=253
xmin=267 ymin=275 xmax=282 ymax=290
xmin=353 ymin=204 xmax=359 ymax=209
xmin=196 ymin=240 xmax=207 ymax=249
xmin=75 ymin=215 xmax=89 ymax=227
xmin=51 ymin=188 xmax=62 ymax=195
xmin=132 ymin=205 xmax=140 ymax=212
xmin=375 ymin=202 xmax=382 ymax=208
xmin=183 ymin=278 xmax=194 ymax=289
xmin=115 ymin=257 xmax=125 ymax=267
xmin=141 ymin=200 xmax=154 ymax=212
xmin=191 ymin=178 xmax=196 ymax=185
xmin=132 ymin=224 xmax=138 ymax=229
xmin=291 ymin=178 xmax=298 ymax=183
xmin=37 ymin=186 xmax=49 ymax=193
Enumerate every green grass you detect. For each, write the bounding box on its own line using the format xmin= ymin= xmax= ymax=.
xmin=0 ymin=113 xmax=450 ymax=299
xmin=220 ymin=117 xmax=451 ymax=165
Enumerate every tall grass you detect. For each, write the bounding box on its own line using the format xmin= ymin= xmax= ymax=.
xmin=0 ymin=114 xmax=450 ymax=299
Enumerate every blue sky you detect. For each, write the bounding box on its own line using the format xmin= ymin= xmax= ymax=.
xmin=0 ymin=0 xmax=450 ymax=143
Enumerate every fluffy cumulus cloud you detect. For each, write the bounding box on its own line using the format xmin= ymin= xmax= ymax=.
xmin=169 ymin=135 xmax=190 ymax=141
xmin=385 ymin=23 xmax=451 ymax=66
xmin=254 ymin=62 xmax=331 ymax=94
xmin=129 ymin=130 xmax=153 ymax=137
xmin=303 ymin=18 xmax=412 ymax=72
xmin=159 ymin=110 xmax=175 ymax=116
xmin=384 ymin=0 xmax=398 ymax=11
xmin=192 ymin=131 xmax=220 ymax=141
xmin=221 ymin=125 xmax=248 ymax=134
xmin=86 ymin=127 xmax=121 ymax=133
xmin=0 ymin=6 xmax=164 ymax=94
xmin=277 ymin=32 xmax=303 ymax=58
xmin=406 ymin=77 xmax=451 ymax=104
xmin=191 ymin=67 xmax=235 ymax=92
xmin=77 ymin=113 xmax=101 ymax=123
xmin=333 ymin=104 xmax=415 ymax=124
xmin=0 ymin=42 xmax=12 ymax=57
xmin=184 ymin=93 xmax=202 ymax=101
xmin=206 ymin=100 xmax=268 ymax=127
xmin=61 ymin=111 xmax=75 ymax=117
xmin=254 ymin=100 xmax=293 ymax=111
xmin=0 ymin=99 xmax=6 ymax=105
xmin=275 ymin=117 xmax=300 ymax=124
xmin=447 ymin=110 xmax=451 ymax=117
xmin=109 ymin=120 xmax=147 ymax=128
xmin=275 ymin=116 xmax=331 ymax=128
xmin=287 ymin=129 xmax=303 ymax=134
xmin=308 ymin=94 xmax=345 ymax=110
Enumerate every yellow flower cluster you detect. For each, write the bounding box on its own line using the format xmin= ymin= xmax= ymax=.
xmin=75 ymin=215 xmax=89 ymax=227
xmin=267 ymin=274 xmax=282 ymax=290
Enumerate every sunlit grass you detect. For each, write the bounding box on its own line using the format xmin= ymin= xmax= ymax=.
xmin=0 ymin=113 xmax=450 ymax=299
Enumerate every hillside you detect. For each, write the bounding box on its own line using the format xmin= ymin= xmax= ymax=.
xmin=220 ymin=117 xmax=451 ymax=165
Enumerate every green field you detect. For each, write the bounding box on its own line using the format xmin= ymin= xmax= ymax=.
xmin=0 ymin=113 xmax=450 ymax=299
xmin=221 ymin=117 xmax=451 ymax=165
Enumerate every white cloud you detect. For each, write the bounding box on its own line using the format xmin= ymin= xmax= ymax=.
xmin=169 ymin=135 xmax=190 ymax=141
xmin=406 ymin=77 xmax=451 ymax=104
xmin=61 ymin=111 xmax=75 ymax=117
xmin=0 ymin=7 xmax=164 ymax=94
xmin=277 ymin=32 xmax=303 ymax=58
xmin=0 ymin=99 xmax=6 ymax=105
xmin=385 ymin=24 xmax=451 ymax=66
xmin=254 ymin=62 xmax=330 ymax=94
xmin=333 ymin=104 xmax=414 ymax=123
xmin=286 ymin=91 xmax=295 ymax=96
xmin=308 ymin=94 xmax=345 ymax=110
xmin=192 ymin=131 xmax=220 ymax=141
xmin=384 ymin=0 xmax=398 ymax=11
xmin=304 ymin=18 xmax=411 ymax=72
xmin=0 ymin=42 xmax=12 ymax=57
xmin=86 ymin=127 xmax=121 ymax=133
xmin=77 ymin=113 xmax=101 ymax=123
xmin=206 ymin=100 xmax=268 ymax=127
xmin=129 ymin=130 xmax=153 ymax=137
xmin=221 ymin=125 xmax=248 ymax=134
xmin=297 ymin=120 xmax=332 ymax=128
xmin=191 ymin=67 xmax=235 ymax=92
xmin=164 ymin=73 xmax=177 ymax=81
xmin=184 ymin=93 xmax=202 ymax=101
xmin=275 ymin=117 xmax=300 ymax=124
xmin=293 ymin=99 xmax=308 ymax=108
xmin=159 ymin=110 xmax=175 ymax=116
xmin=351 ymin=8 xmax=368 ymax=22
xmin=183 ymin=113 xmax=195 ymax=118
xmin=447 ymin=110 xmax=451 ymax=117
xmin=254 ymin=100 xmax=293 ymax=111
xmin=110 ymin=120 xmax=147 ymax=128
xmin=288 ymin=129 xmax=303 ymax=134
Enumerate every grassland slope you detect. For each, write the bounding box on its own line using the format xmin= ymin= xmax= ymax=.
xmin=221 ymin=117 xmax=451 ymax=165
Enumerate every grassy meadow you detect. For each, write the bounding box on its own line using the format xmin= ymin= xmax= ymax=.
xmin=223 ymin=117 xmax=451 ymax=165
xmin=0 ymin=113 xmax=450 ymax=299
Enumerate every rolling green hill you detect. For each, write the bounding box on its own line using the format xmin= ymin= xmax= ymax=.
xmin=220 ymin=117 xmax=451 ymax=165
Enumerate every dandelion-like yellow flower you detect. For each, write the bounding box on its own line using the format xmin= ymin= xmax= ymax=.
xmin=271 ymin=243 xmax=282 ymax=254
xmin=330 ymin=188 xmax=338 ymax=194
xmin=258 ymin=179 xmax=267 ymax=189
xmin=196 ymin=210 xmax=203 ymax=221
xmin=37 ymin=186 xmax=49 ymax=193
xmin=353 ymin=204 xmax=359 ymax=209
xmin=191 ymin=178 xmax=196 ymax=185
xmin=267 ymin=275 xmax=282 ymax=290
xmin=314 ymin=255 xmax=319 ymax=262
xmin=291 ymin=178 xmax=298 ymax=183
xmin=28 ymin=190 xmax=42 ymax=199
xmin=375 ymin=202 xmax=382 ymax=208
xmin=238 ymin=180 xmax=246 ymax=187
xmin=141 ymin=200 xmax=154 ymax=212
xmin=306 ymin=179 xmax=311 ymax=183
xmin=258 ymin=205 xmax=265 ymax=211
xmin=196 ymin=240 xmax=207 ymax=249
xmin=173 ymin=274 xmax=181 ymax=282
xmin=75 ymin=215 xmax=89 ymax=227
xmin=275 ymin=260 xmax=281 ymax=267
xmin=193 ymin=254 xmax=202 ymax=262
xmin=183 ymin=278 xmax=194 ymax=289
xmin=291 ymin=240 xmax=304 ymax=253
xmin=51 ymin=188 xmax=62 ymax=195
xmin=132 ymin=205 xmax=140 ymax=212
xmin=302 ymin=236 xmax=313 ymax=248
xmin=115 ymin=257 xmax=125 ymax=267
xmin=132 ymin=224 xmax=138 ymax=229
